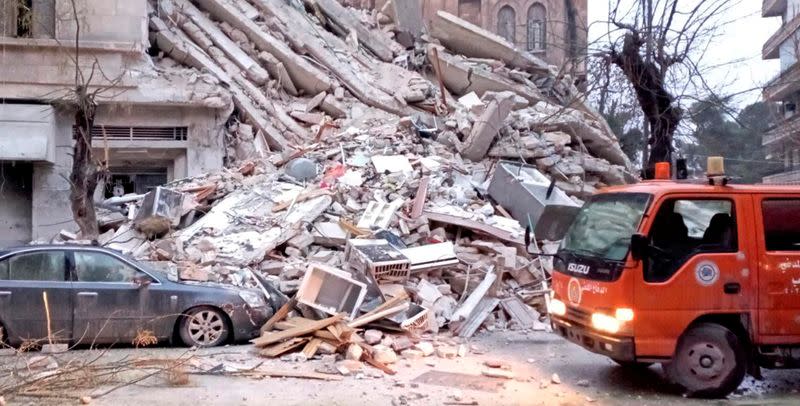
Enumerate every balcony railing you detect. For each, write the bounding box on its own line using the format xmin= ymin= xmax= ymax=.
xmin=764 ymin=169 xmax=800 ymax=184
xmin=764 ymin=12 xmax=800 ymax=59
xmin=764 ymin=0 xmax=787 ymax=17
xmin=763 ymin=113 xmax=800 ymax=146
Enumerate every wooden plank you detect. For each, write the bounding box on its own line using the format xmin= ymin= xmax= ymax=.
xmin=261 ymin=298 xmax=297 ymax=333
xmin=272 ymin=189 xmax=334 ymax=212
xmin=251 ymin=369 xmax=343 ymax=381
xmin=251 ymin=314 xmax=344 ymax=347
xmin=454 ymin=297 xmax=501 ymax=338
xmin=302 ymin=338 xmax=323 ymax=358
xmin=410 ymin=176 xmax=430 ymax=219
xmin=348 ymin=303 xmax=409 ymax=329
xmin=258 ymin=337 xmax=308 ymax=357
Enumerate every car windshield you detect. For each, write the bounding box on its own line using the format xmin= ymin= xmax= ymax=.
xmin=561 ymin=193 xmax=651 ymax=262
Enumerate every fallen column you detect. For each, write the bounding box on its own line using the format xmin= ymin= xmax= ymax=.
xmin=150 ymin=16 xmax=291 ymax=151
xmin=194 ymin=0 xmax=333 ymax=95
xmin=458 ymin=92 xmax=516 ymax=161
xmin=173 ymin=0 xmax=268 ymax=85
xmin=252 ymin=0 xmax=412 ymax=116
xmin=309 ymin=0 xmax=396 ymax=62
xmin=430 ymin=11 xmax=550 ymax=75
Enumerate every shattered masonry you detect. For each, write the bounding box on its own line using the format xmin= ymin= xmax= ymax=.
xmin=48 ymin=0 xmax=635 ymax=372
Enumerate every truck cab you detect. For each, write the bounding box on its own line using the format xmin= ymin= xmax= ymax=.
xmin=549 ymin=175 xmax=800 ymax=398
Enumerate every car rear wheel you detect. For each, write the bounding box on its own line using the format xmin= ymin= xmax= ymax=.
xmin=665 ymin=323 xmax=746 ymax=398
xmin=179 ymin=307 xmax=230 ymax=348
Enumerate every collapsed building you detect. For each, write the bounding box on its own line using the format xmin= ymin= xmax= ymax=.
xmin=3 ymin=0 xmax=635 ymax=372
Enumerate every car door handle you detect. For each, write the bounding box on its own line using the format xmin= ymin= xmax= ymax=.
xmin=77 ymin=292 xmax=98 ymax=297
xmin=724 ymin=283 xmax=741 ymax=295
xmin=0 ymin=291 xmax=11 ymax=296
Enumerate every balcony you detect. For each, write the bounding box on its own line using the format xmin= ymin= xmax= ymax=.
xmin=764 ymin=0 xmax=787 ymax=17
xmin=764 ymin=60 xmax=800 ymax=101
xmin=763 ymin=12 xmax=800 ymax=59
xmin=764 ymin=169 xmax=800 ymax=184
xmin=763 ymin=112 xmax=800 ymax=146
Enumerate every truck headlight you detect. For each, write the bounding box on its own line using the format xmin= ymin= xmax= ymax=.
xmin=591 ymin=313 xmax=620 ymax=334
xmin=549 ymin=298 xmax=567 ymax=316
xmin=615 ymin=308 xmax=634 ymax=322
xmin=239 ymin=291 xmax=267 ymax=308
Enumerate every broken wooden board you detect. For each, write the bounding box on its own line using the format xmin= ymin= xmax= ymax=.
xmin=453 ymin=297 xmax=501 ymax=338
xmin=261 ymin=298 xmax=297 ymax=333
xmin=499 ymin=296 xmax=539 ymax=330
xmin=259 ymin=337 xmax=308 ymax=357
xmin=302 ymin=338 xmax=323 ymax=359
xmin=252 ymin=314 xmax=344 ymax=347
xmin=423 ymin=211 xmax=524 ymax=246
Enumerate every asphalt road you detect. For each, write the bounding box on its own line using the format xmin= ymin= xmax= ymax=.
xmin=5 ymin=330 xmax=799 ymax=405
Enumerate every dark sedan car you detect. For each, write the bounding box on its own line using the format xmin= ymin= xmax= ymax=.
xmin=0 ymin=245 xmax=273 ymax=348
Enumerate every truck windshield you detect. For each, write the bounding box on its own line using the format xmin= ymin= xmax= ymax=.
xmin=561 ymin=193 xmax=651 ymax=262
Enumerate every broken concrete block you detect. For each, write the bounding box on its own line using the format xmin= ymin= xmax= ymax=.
xmin=390 ymin=336 xmax=414 ymax=352
xmin=372 ymin=345 xmax=398 ymax=364
xmin=414 ymin=341 xmax=435 ymax=357
xmin=435 ymin=346 xmax=458 ymax=359
xmin=482 ymin=369 xmax=515 ymax=379
xmin=401 ymin=349 xmax=424 ymax=359
xmin=321 ymin=95 xmax=347 ymax=118
xmin=346 ymin=343 xmax=364 ymax=361
xmin=458 ymin=92 xmax=516 ymax=161
xmin=363 ymin=329 xmax=383 ymax=345
xmin=288 ymin=232 xmax=315 ymax=250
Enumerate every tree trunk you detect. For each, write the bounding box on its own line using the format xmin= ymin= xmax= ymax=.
xmin=69 ymin=105 xmax=101 ymax=240
xmin=611 ymin=33 xmax=681 ymax=178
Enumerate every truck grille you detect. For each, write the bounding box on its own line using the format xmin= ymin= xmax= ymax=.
xmin=566 ymin=306 xmax=591 ymax=326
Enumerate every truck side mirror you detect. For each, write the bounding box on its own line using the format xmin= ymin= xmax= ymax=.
xmin=630 ymin=233 xmax=649 ymax=261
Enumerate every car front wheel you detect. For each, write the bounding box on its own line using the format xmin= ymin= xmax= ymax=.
xmin=179 ymin=307 xmax=230 ymax=348
xmin=664 ymin=323 xmax=746 ymax=398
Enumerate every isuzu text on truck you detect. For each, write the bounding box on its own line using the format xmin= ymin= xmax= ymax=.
xmin=548 ymin=159 xmax=800 ymax=398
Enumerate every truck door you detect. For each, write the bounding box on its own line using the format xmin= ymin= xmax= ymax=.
xmin=634 ymin=195 xmax=754 ymax=357
xmin=754 ymin=197 xmax=800 ymax=338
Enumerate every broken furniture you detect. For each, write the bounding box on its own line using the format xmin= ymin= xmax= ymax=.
xmin=488 ymin=161 xmax=580 ymax=230
xmin=297 ymin=263 xmax=367 ymax=320
xmin=134 ymin=187 xmax=185 ymax=236
xmin=345 ymin=239 xmax=410 ymax=284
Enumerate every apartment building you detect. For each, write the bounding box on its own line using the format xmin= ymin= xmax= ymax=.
xmin=0 ymin=0 xmax=230 ymax=246
xmin=763 ymin=0 xmax=800 ymax=183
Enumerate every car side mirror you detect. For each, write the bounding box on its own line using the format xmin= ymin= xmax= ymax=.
xmin=630 ymin=233 xmax=649 ymax=261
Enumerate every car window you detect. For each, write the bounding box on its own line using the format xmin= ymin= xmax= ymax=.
xmin=762 ymin=199 xmax=800 ymax=251
xmin=0 ymin=258 xmax=8 ymax=280
xmin=645 ymin=199 xmax=737 ymax=283
xmin=7 ymin=251 xmax=67 ymax=281
xmin=74 ymin=252 xmax=144 ymax=283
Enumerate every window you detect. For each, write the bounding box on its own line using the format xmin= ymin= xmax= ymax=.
xmin=645 ymin=199 xmax=736 ymax=282
xmin=458 ymin=0 xmax=482 ymax=26
xmin=74 ymin=252 xmax=144 ymax=283
xmin=763 ymin=199 xmax=800 ymax=251
xmin=6 ymin=251 xmax=66 ymax=281
xmin=497 ymin=5 xmax=516 ymax=44
xmin=527 ymin=3 xmax=546 ymax=51
xmin=1 ymin=0 xmax=55 ymax=39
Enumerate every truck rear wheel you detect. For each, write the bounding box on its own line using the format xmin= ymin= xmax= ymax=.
xmin=666 ymin=323 xmax=746 ymax=398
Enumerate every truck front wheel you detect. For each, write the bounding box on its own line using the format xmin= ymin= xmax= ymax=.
xmin=664 ymin=323 xmax=747 ymax=398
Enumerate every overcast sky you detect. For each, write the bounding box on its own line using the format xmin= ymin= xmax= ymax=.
xmin=587 ymin=1 xmax=781 ymax=107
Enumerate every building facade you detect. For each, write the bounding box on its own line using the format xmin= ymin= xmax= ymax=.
xmin=0 ymin=0 xmax=230 ymax=246
xmin=420 ymin=0 xmax=588 ymax=79
xmin=763 ymin=0 xmax=800 ymax=184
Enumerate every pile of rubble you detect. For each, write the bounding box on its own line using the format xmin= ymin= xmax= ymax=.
xmin=54 ymin=0 xmax=636 ymax=375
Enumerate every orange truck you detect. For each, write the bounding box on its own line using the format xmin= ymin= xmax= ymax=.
xmin=547 ymin=160 xmax=800 ymax=398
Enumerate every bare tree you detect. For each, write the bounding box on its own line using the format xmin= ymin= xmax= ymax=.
xmin=55 ymin=0 xmax=123 ymax=238
xmin=594 ymin=0 xmax=734 ymax=177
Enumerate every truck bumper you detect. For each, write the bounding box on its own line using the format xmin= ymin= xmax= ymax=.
xmin=552 ymin=317 xmax=635 ymax=362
